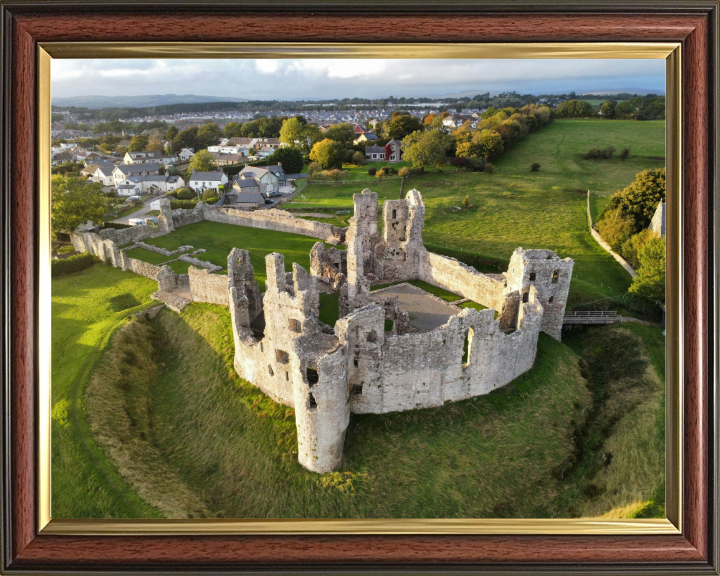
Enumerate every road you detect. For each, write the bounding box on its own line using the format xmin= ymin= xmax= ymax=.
xmin=112 ymin=195 xmax=162 ymax=224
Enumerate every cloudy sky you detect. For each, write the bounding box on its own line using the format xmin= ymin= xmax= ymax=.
xmin=51 ymin=58 xmax=666 ymax=100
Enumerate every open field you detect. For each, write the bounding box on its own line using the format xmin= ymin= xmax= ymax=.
xmin=79 ymin=302 xmax=664 ymax=519
xmin=291 ymin=120 xmax=664 ymax=307
xmin=51 ymin=263 xmax=161 ymax=518
xmin=141 ymin=221 xmax=328 ymax=291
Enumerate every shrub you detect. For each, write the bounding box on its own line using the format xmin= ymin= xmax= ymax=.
xmin=101 ymin=221 xmax=131 ymax=230
xmin=201 ymin=188 xmax=216 ymax=201
xmin=469 ymin=157 xmax=488 ymax=172
xmin=51 ymin=253 xmax=98 ymax=278
xmin=584 ymin=146 xmax=616 ymax=160
xmin=531 ymin=162 xmax=541 ymax=172
xmin=620 ymin=229 xmax=654 ymax=268
xmin=398 ymin=166 xmax=411 ymax=177
xmin=57 ymin=245 xmax=75 ymax=254
xmin=384 ymin=166 xmax=397 ymax=176
xmin=620 ymin=147 xmax=630 ymax=161
xmin=462 ymin=195 xmax=471 ymax=208
xmin=449 ymin=157 xmax=472 ymax=170
xmin=204 ymin=197 xmax=219 ymax=205
xmin=351 ymin=151 xmax=366 ymax=166
xmin=175 ymin=187 xmax=195 ymax=200
xmin=367 ymin=167 xmax=377 ymax=176
xmin=105 ymin=189 xmax=118 ymax=198
xmin=164 ymin=190 xmax=178 ymax=198
xmin=484 ymin=163 xmax=495 ymax=174
xmin=376 ymin=168 xmax=387 ymax=179
xmin=170 ymin=199 xmax=198 ymax=210
xmin=308 ymin=162 xmax=323 ymax=177
xmin=595 ymin=208 xmax=636 ymax=252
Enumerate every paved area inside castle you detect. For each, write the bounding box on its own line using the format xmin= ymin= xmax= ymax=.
xmin=371 ymin=284 xmax=461 ymax=333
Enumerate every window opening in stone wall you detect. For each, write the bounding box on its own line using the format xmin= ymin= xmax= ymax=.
xmin=352 ymin=384 xmax=363 ymax=396
xmin=268 ymin=365 xmax=274 ymax=376
xmin=367 ymin=329 xmax=378 ymax=342
xmin=286 ymin=372 xmax=289 ymax=381
xmin=384 ymin=319 xmax=394 ymax=332
xmin=392 ymin=209 xmax=397 ymax=219
xmin=552 ymin=269 xmax=559 ymax=283
xmin=289 ymin=318 xmax=301 ymax=333
xmin=529 ymin=272 xmax=536 ymax=281
xmin=306 ymin=367 xmax=319 ymax=386
xmin=462 ymin=328 xmax=474 ymax=366
xmin=353 ymin=357 xmax=359 ymax=367
xmin=260 ymin=342 xmax=263 ymax=353
xmin=549 ymin=296 xmax=554 ymax=303
xmin=308 ymin=393 xmax=317 ymax=410
xmin=522 ymin=292 xmax=529 ymax=303
xmin=276 ymin=349 xmax=289 ymax=364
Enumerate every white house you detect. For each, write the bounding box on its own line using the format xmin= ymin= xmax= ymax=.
xmin=112 ymin=163 xmax=159 ymax=187
xmin=188 ymin=169 xmax=228 ymax=193
xmin=207 ymin=144 xmax=244 ymax=155
xmin=124 ymin=150 xmax=177 ymax=166
xmin=117 ymin=179 xmax=143 ymax=197
xmin=92 ymin=165 xmax=116 ymax=187
xmin=236 ymin=165 xmax=281 ymax=195
xmin=178 ymin=148 xmax=195 ymax=162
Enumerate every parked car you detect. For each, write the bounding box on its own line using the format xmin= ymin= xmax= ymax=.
xmin=128 ymin=218 xmax=145 ymax=227
xmin=144 ymin=217 xmax=159 ymax=226
xmin=127 ymin=195 xmax=142 ymax=202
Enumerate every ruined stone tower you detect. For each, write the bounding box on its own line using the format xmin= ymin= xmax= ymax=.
xmin=504 ymin=249 xmax=574 ymax=341
xmin=157 ymin=197 xmax=175 ymax=234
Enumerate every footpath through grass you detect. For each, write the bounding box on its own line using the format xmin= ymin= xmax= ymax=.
xmin=51 ymin=263 xmax=161 ymax=518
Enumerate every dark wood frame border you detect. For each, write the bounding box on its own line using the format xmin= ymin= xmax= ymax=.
xmin=1 ymin=2 xmax=718 ymax=573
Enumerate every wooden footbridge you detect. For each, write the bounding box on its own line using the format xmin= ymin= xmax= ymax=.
xmin=563 ymin=311 xmax=620 ymax=325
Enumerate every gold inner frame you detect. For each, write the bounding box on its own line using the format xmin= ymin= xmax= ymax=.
xmin=38 ymin=42 xmax=681 ymax=535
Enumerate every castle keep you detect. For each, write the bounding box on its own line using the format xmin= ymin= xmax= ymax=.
xmin=72 ymin=188 xmax=573 ymax=474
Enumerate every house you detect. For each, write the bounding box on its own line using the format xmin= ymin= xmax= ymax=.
xmin=354 ymin=132 xmax=379 ymax=145
xmin=442 ymin=113 xmax=474 ymax=129
xmin=178 ymin=148 xmax=195 ymax=162
xmin=117 ymin=179 xmax=142 ymax=197
xmin=266 ymin=164 xmax=286 ymax=186
xmin=124 ymin=150 xmax=177 ymax=166
xmin=188 ymin=169 xmax=228 ymax=193
xmin=365 ymin=145 xmax=386 ymax=161
xmin=112 ymin=163 xmax=159 ymax=186
xmin=51 ymin=151 xmax=75 ymax=166
xmin=236 ymin=165 xmax=281 ymax=194
xmin=92 ymin=165 xmax=117 ymax=187
xmin=80 ymin=164 xmax=100 ymax=178
xmin=210 ymin=152 xmax=246 ymax=166
xmin=234 ymin=191 xmax=269 ymax=208
xmin=231 ymin=178 xmax=261 ymax=194
xmin=384 ymin=139 xmax=403 ymax=163
xmin=208 ymin=144 xmax=244 ymax=155
xmin=352 ymin=124 xmax=366 ymax=134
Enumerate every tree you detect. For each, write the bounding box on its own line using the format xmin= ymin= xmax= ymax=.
xmin=555 ymin=99 xmax=596 ymax=119
xmin=457 ymin=129 xmax=504 ymax=161
xmin=223 ymin=122 xmax=243 ymax=138
xmin=279 ymin=117 xmax=308 ymax=149
xmin=51 ymin=175 xmax=106 ymax=235
xmin=309 ymin=138 xmax=345 ymax=169
xmin=599 ymin=100 xmax=616 ymax=119
xmin=175 ymin=187 xmax=195 ymax=200
xmin=324 ymin=123 xmax=356 ymax=149
xmin=165 ymin=125 xmax=178 ymax=141
xmin=462 ymin=195 xmax=470 ymax=208
xmin=158 ymin=165 xmax=166 ymax=175
xmin=628 ymin=237 xmax=665 ymax=301
xmin=128 ymin=134 xmax=149 ymax=152
xmin=170 ymin=127 xmax=198 ymax=154
xmin=351 ymin=151 xmax=366 ymax=166
xmin=387 ymin=115 xmax=423 ymax=140
xmin=146 ymin=140 xmax=165 ymax=153
xmin=188 ymin=149 xmax=218 ymax=172
xmin=595 ymin=207 xmax=637 ymax=252
xmin=618 ymin=168 xmax=666 ymax=228
xmin=401 ymin=129 xmax=447 ymax=171
xmin=268 ymin=147 xmax=304 ymax=174
xmin=196 ymin=122 xmax=221 ymax=149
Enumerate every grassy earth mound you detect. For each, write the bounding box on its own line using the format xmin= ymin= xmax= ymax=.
xmin=80 ymin=301 xmax=664 ymax=519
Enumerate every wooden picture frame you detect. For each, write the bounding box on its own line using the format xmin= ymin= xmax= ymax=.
xmin=1 ymin=1 xmax=717 ymax=573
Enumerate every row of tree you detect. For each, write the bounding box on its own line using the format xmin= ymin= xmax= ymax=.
xmin=555 ymin=95 xmax=665 ymax=120
xmin=595 ymin=168 xmax=666 ymax=301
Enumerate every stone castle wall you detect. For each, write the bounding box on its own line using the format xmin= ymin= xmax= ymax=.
xmin=188 ymin=267 xmax=229 ymax=305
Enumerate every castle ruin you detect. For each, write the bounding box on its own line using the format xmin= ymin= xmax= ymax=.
xmin=72 ymin=189 xmax=573 ymax=474
xmin=226 ymin=189 xmax=573 ymax=473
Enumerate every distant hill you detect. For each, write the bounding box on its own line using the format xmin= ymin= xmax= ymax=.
xmin=51 ymin=94 xmax=248 ymax=109
xmin=580 ymin=88 xmax=665 ymax=96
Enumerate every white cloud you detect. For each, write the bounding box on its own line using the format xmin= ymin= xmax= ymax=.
xmin=50 ymin=58 xmax=666 ymax=101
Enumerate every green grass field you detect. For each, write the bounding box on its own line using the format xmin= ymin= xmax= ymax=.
xmin=294 ymin=119 xmax=665 ymax=307
xmin=141 ymin=221 xmax=329 ymax=291
xmin=79 ymin=302 xmax=664 ymax=519
xmin=51 ymin=263 xmax=162 ymax=518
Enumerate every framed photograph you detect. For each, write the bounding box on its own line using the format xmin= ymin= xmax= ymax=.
xmin=1 ymin=1 xmax=718 ymax=573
